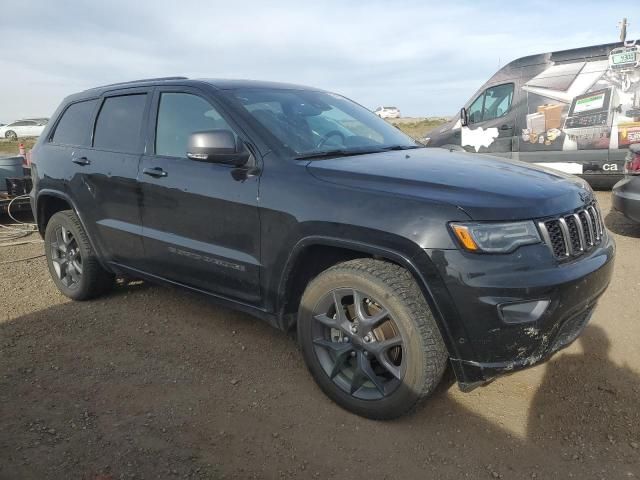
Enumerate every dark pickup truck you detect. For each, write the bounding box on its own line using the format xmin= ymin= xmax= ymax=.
xmin=30 ymin=77 xmax=614 ymax=419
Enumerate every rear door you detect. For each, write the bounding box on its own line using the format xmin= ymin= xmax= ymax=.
xmin=462 ymin=83 xmax=516 ymax=157
xmin=69 ymin=88 xmax=150 ymax=267
xmin=25 ymin=121 xmax=41 ymax=136
xmin=137 ymin=86 xmax=261 ymax=303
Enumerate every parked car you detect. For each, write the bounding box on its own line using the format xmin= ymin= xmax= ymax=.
xmin=0 ymin=118 xmax=48 ymax=139
xmin=374 ymin=106 xmax=401 ymax=119
xmin=31 ymin=77 xmax=614 ymax=419
xmin=612 ymin=143 xmax=640 ymax=222
xmin=427 ymin=40 xmax=640 ymax=187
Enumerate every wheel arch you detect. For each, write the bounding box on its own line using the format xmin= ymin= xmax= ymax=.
xmin=35 ymin=189 xmax=111 ymax=272
xmin=276 ymin=236 xmax=462 ymax=359
xmin=36 ymin=190 xmax=74 ymax=235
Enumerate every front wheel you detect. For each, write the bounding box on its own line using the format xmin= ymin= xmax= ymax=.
xmin=297 ymin=259 xmax=448 ymax=419
xmin=44 ymin=210 xmax=114 ymax=300
xmin=5 ymin=130 xmax=17 ymax=140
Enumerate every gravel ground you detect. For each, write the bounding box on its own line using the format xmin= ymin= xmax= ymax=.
xmin=1 ymin=191 xmax=639 ymax=479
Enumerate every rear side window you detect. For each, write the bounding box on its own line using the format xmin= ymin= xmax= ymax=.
xmin=51 ymin=100 xmax=97 ymax=146
xmin=93 ymin=94 xmax=147 ymax=153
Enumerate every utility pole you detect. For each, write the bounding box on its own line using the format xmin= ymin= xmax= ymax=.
xmin=619 ymin=17 xmax=628 ymax=42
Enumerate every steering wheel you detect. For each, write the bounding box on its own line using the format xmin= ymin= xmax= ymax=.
xmin=317 ymin=130 xmax=346 ymax=149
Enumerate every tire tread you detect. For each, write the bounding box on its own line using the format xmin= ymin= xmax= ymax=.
xmin=45 ymin=210 xmax=114 ymax=300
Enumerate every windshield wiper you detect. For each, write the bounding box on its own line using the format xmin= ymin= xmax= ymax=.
xmin=294 ymin=148 xmax=383 ymax=160
xmin=294 ymin=145 xmax=422 ymax=160
xmin=379 ymin=145 xmax=422 ymax=151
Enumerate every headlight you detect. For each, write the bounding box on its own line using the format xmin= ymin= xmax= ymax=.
xmin=450 ymin=221 xmax=541 ymax=253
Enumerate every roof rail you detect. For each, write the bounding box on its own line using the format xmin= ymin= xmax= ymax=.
xmin=86 ymin=76 xmax=188 ymax=91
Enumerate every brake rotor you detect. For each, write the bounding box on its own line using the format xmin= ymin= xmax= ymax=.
xmin=373 ymin=318 xmax=402 ymax=364
xmin=347 ymin=297 xmax=402 ymax=365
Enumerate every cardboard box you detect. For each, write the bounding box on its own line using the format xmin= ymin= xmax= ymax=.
xmin=526 ymin=112 xmax=546 ymax=134
xmin=537 ymin=104 xmax=564 ymax=130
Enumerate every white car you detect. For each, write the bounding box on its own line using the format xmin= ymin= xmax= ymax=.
xmin=0 ymin=119 xmax=48 ymax=139
xmin=374 ymin=106 xmax=401 ymax=119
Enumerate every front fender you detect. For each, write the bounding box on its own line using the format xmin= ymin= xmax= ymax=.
xmin=274 ymin=234 xmax=470 ymax=362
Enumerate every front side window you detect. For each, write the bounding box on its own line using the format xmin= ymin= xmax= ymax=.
xmin=93 ymin=94 xmax=147 ymax=153
xmin=51 ymin=99 xmax=97 ymax=146
xmin=230 ymin=88 xmax=416 ymax=157
xmin=468 ymin=83 xmax=514 ymax=124
xmin=482 ymin=84 xmax=513 ymax=121
xmin=155 ymin=93 xmax=234 ymax=158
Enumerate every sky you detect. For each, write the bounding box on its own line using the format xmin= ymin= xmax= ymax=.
xmin=0 ymin=0 xmax=638 ymax=123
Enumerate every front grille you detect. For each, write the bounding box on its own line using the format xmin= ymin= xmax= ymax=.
xmin=538 ymin=203 xmax=605 ymax=260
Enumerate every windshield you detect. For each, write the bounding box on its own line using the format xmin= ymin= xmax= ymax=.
xmin=230 ymin=88 xmax=417 ymax=157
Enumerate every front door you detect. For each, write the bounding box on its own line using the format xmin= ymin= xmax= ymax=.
xmin=138 ymin=87 xmax=261 ymax=303
xmin=461 ymin=83 xmax=516 ymax=158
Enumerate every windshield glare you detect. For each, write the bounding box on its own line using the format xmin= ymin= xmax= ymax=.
xmin=230 ymin=89 xmax=417 ymax=157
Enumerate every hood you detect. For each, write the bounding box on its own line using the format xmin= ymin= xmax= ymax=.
xmin=306 ymin=148 xmax=593 ymax=221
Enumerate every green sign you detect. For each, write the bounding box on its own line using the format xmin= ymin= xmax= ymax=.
xmin=612 ymin=51 xmax=636 ymax=65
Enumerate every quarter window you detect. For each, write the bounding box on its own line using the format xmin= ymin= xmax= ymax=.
xmin=51 ymin=100 xmax=97 ymax=146
xmin=93 ymin=94 xmax=147 ymax=153
xmin=155 ymin=92 xmax=235 ymax=158
xmin=467 ymin=95 xmax=484 ymax=124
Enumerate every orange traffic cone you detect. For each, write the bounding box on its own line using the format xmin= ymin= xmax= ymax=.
xmin=18 ymin=143 xmax=25 ymax=156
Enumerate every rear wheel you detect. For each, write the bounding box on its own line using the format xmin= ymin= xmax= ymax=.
xmin=44 ymin=210 xmax=114 ymax=300
xmin=297 ymin=259 xmax=448 ymax=419
xmin=5 ymin=130 xmax=17 ymax=140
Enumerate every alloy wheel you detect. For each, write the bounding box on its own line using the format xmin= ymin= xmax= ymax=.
xmin=311 ymin=288 xmax=406 ymax=400
xmin=50 ymin=225 xmax=83 ymax=288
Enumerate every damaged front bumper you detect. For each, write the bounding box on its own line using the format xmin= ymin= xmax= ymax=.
xmin=425 ymin=231 xmax=615 ymax=391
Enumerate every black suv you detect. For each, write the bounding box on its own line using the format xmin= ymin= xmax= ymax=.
xmin=31 ymin=77 xmax=615 ymax=419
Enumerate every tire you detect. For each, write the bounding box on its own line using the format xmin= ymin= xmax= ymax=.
xmin=44 ymin=210 xmax=114 ymax=300
xmin=297 ymin=259 xmax=448 ymax=419
xmin=5 ymin=130 xmax=17 ymax=140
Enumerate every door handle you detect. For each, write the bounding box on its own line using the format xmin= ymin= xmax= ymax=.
xmin=500 ymin=124 xmax=513 ymax=131
xmin=72 ymin=157 xmax=91 ymax=166
xmin=143 ymin=167 xmax=168 ymax=178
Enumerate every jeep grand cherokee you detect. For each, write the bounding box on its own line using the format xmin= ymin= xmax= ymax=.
xmin=30 ymin=77 xmax=615 ymax=419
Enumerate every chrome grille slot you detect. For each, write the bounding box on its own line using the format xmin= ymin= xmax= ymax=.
xmin=565 ymin=215 xmax=583 ymax=253
xmin=538 ymin=203 xmax=604 ymax=260
xmin=578 ymin=211 xmax=593 ymax=246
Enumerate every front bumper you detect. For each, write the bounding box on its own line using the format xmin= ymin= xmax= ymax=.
xmin=425 ymin=232 xmax=615 ymax=390
xmin=612 ymin=176 xmax=640 ymax=223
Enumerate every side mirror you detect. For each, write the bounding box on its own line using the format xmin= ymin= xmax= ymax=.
xmin=187 ymin=130 xmax=250 ymax=166
xmin=460 ymin=107 xmax=468 ymax=127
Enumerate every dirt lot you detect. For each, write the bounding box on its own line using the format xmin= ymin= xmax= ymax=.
xmin=1 ymin=191 xmax=639 ymax=479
